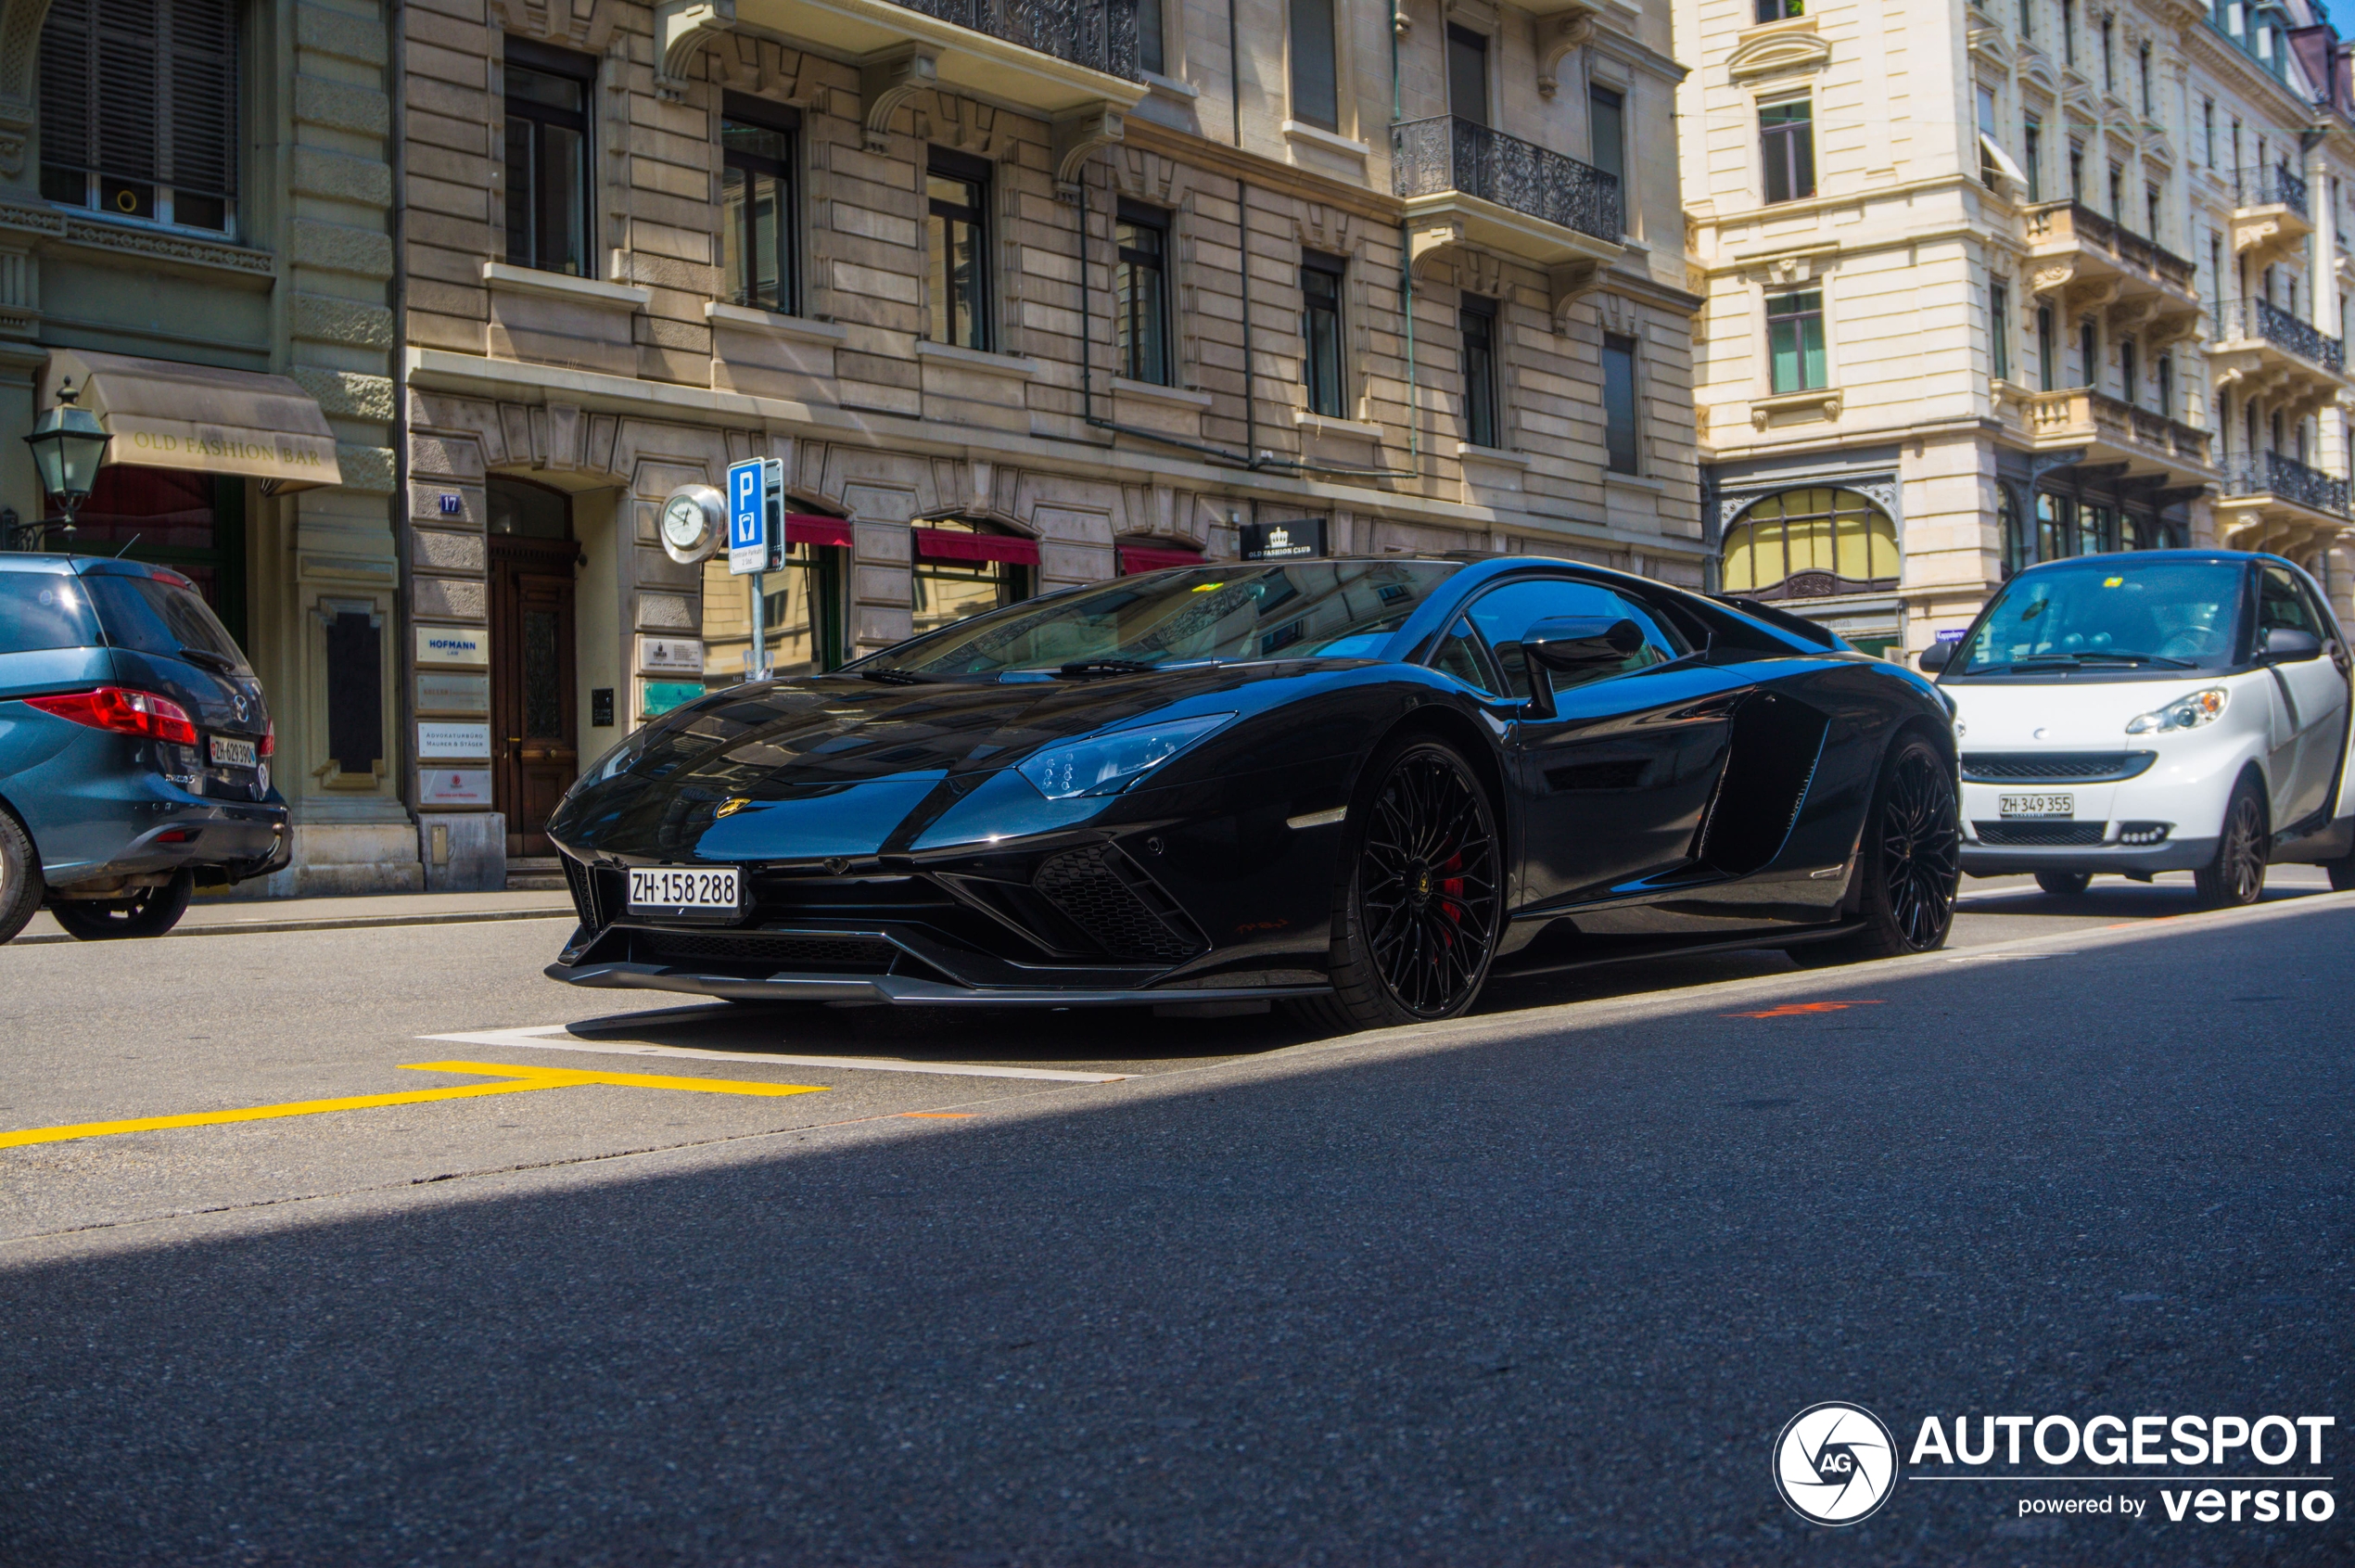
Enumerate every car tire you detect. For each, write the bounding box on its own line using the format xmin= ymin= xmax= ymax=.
xmin=2193 ymin=781 xmax=2268 ymax=909
xmin=48 ymin=869 xmax=195 ymax=941
xmin=0 ymin=809 xmax=44 ymax=945
xmin=2330 ymin=854 xmax=2355 ymax=894
xmin=2034 ymin=870 xmax=2093 ymax=897
xmin=1790 ymin=733 xmax=1960 ymax=968
xmin=1285 ymin=737 xmax=1504 ymax=1035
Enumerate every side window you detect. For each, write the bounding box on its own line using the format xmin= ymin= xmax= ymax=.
xmin=1465 ymin=580 xmax=1682 ymax=700
xmin=2259 ymin=567 xmax=2320 ymax=638
xmin=1428 ymin=618 xmax=1499 ymax=694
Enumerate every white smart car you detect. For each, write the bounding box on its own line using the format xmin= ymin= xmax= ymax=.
xmin=1923 ymin=550 xmax=2355 ymax=904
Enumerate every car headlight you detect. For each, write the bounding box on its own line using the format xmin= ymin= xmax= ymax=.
xmin=2125 ymin=686 xmax=2228 ymax=734
xmin=1018 ymin=712 xmax=1236 ymax=799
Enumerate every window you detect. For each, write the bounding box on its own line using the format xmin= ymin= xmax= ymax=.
xmin=1138 ymin=0 xmax=1164 ymax=75
xmin=701 ymin=541 xmax=847 ymax=682
xmin=2100 ymin=15 xmax=2113 ymax=89
xmin=910 ymin=521 xmax=1036 ymax=637
xmin=2062 ymin=0 xmax=2076 ymax=66
xmin=1289 ymin=0 xmax=1338 ymax=132
xmin=1754 ymin=0 xmax=1805 ymax=19
xmin=2079 ymin=318 xmax=2096 ymax=385
xmin=1720 ymin=489 xmax=1900 ymax=598
xmin=1977 ymin=86 xmax=2000 ymax=188
xmin=2035 ymin=491 xmax=2069 ymax=559
xmin=1760 ymin=99 xmax=1815 ymax=203
xmin=2023 ymin=117 xmax=2043 ymax=201
xmin=2000 ymin=486 xmax=2029 ymax=580
xmin=503 ymin=43 xmax=595 ymax=276
xmin=2018 ymin=0 xmax=2031 ymax=39
xmin=2203 ymin=99 xmax=2215 ymax=166
xmin=1115 ymin=201 xmax=1171 ymax=385
xmin=1767 ymin=289 xmax=1827 ymax=392
xmin=2107 ymin=161 xmax=2123 ymax=222
xmin=2138 ymin=42 xmax=2151 ymax=113
xmin=2156 ymin=352 xmax=2172 ymax=418
xmin=2145 ymin=182 xmax=2160 ymax=238
xmin=2069 ymin=140 xmax=2084 ymax=200
xmin=2119 ymin=337 xmax=2137 ymax=407
xmin=1602 ymin=332 xmax=1640 ymax=474
xmin=2077 ymin=501 xmax=2111 ymax=557
xmin=720 ymin=96 xmax=797 ymax=313
xmin=1990 ymin=278 xmax=2011 ymax=381
xmin=57 ymin=469 xmax=248 ymax=644
xmin=1588 ymin=85 xmax=1625 ymax=188
xmin=1461 ymin=295 xmax=1499 ymax=450
xmin=925 ymin=148 xmax=991 ymax=351
xmin=2209 ymin=233 xmax=2223 ymax=314
xmin=1466 ymin=580 xmax=1680 ymax=700
xmin=2260 ymin=566 xmax=2323 ymax=640
xmin=39 ymin=0 xmax=239 ymax=233
xmin=1446 ymin=25 xmax=1488 ymax=127
xmin=1429 ymin=618 xmax=1502 ymax=695
xmin=2038 ymin=304 xmax=2056 ymax=388
xmin=1301 ymin=251 xmax=1346 ymax=417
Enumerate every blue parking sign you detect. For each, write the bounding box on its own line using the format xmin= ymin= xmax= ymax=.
xmin=726 ymin=458 xmax=767 ymax=574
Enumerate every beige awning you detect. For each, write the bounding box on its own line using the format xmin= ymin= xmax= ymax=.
xmin=41 ymin=349 xmax=342 ymax=492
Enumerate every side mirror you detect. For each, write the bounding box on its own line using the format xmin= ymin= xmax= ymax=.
xmin=2262 ymin=626 xmax=2324 ymax=663
xmin=1517 ymin=617 xmax=1644 ymax=717
xmin=1918 ymin=641 xmax=1955 ymax=672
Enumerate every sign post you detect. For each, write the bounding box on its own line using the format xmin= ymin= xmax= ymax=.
xmin=725 ymin=457 xmax=778 ymax=680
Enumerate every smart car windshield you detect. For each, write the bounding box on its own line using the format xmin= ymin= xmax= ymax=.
xmin=856 ymin=560 xmax=1462 ymax=678
xmin=1952 ymin=559 xmax=2246 ymax=676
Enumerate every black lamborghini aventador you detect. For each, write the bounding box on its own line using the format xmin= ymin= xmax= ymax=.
xmin=545 ymin=555 xmax=1960 ymax=1030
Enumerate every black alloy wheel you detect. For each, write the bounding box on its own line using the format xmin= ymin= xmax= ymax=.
xmin=0 ymin=809 xmax=43 ymax=945
xmin=1292 ymin=739 xmax=1502 ymax=1032
xmin=1794 ymin=734 xmax=1960 ymax=966
xmin=2195 ymin=783 xmax=2267 ymax=909
xmin=48 ymin=868 xmax=196 ymax=941
xmin=2034 ymin=870 xmax=2094 ymax=898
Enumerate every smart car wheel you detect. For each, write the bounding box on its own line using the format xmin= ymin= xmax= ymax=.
xmin=48 ymin=869 xmax=195 ymax=941
xmin=0 ymin=809 xmax=44 ymax=945
xmin=1793 ymin=734 xmax=1959 ymax=967
xmin=1290 ymin=739 xmax=1501 ymax=1033
xmin=2034 ymin=871 xmax=2093 ymax=897
xmin=2194 ymin=782 xmax=2267 ymax=909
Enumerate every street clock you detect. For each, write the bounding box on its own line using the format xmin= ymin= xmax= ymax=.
xmin=658 ymin=484 xmax=726 ymax=565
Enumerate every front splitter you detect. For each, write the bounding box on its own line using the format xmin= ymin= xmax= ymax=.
xmin=545 ymin=959 xmax=1333 ymax=1009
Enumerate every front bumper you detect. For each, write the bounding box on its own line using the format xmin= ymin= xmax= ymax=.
xmin=1961 ymin=836 xmax=2220 ymax=877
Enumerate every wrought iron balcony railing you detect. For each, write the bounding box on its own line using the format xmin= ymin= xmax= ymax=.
xmin=2235 ymin=164 xmax=2311 ymax=219
xmin=2221 ymin=451 xmax=2350 ymax=516
xmin=2221 ymin=300 xmax=2346 ymax=373
xmin=1392 ymin=117 xmax=1622 ymax=244
xmin=890 ymin=0 xmax=1140 ymax=80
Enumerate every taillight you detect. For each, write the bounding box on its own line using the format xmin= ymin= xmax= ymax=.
xmin=25 ymin=687 xmax=200 ymax=745
xmin=259 ymin=720 xmax=274 ymax=758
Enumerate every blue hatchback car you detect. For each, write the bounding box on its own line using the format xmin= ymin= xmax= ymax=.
xmin=0 ymin=554 xmax=288 ymax=942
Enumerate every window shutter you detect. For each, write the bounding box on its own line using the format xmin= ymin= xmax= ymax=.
xmin=36 ymin=0 xmax=96 ymax=176
xmin=95 ymin=0 xmax=160 ymax=184
xmin=166 ymin=0 xmax=237 ymax=199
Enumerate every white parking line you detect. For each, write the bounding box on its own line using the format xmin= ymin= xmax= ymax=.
xmin=416 ymin=1026 xmax=1129 ymax=1083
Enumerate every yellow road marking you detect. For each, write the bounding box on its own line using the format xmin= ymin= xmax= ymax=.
xmin=0 ymin=1060 xmax=824 ymax=1152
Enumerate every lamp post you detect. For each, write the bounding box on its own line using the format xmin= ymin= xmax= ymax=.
xmin=15 ymin=381 xmax=111 ymax=551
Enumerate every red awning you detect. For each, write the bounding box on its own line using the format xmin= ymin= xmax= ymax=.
xmin=912 ymin=527 xmax=1042 ymax=567
xmin=1118 ymin=543 xmax=1205 ymax=575
xmin=784 ymin=514 xmax=853 ymax=549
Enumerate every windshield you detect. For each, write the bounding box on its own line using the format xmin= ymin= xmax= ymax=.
xmin=1953 ymin=559 xmax=2246 ymax=676
xmin=858 ymin=561 xmax=1462 ymax=678
xmin=83 ymin=571 xmax=253 ymax=674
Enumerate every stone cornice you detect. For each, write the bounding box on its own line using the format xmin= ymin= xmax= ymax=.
xmin=0 ymin=198 xmax=275 ymax=278
xmin=1120 ymin=121 xmax=1400 ymax=226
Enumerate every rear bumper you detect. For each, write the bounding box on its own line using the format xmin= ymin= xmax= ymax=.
xmin=1961 ymin=836 xmax=2219 ymax=877
xmin=44 ymin=797 xmax=289 ymax=889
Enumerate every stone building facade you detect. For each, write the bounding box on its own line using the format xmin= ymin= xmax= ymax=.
xmin=1675 ymin=0 xmax=2355 ymax=662
xmin=3 ymin=0 xmax=410 ymax=893
xmin=392 ymin=0 xmax=1705 ymax=885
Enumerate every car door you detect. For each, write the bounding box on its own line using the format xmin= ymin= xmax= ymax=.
xmin=1462 ymin=577 xmax=1746 ymax=911
xmin=2256 ymin=564 xmax=2349 ymax=827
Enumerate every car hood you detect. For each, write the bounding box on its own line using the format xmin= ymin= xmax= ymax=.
xmin=1944 ymin=673 xmax=2253 ymax=746
xmin=549 ymin=664 xmax=1331 ymax=862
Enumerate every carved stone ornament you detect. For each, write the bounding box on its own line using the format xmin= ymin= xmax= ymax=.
xmin=1535 ymin=9 xmax=1596 ymax=100
xmin=1051 ymin=104 xmax=1126 ymax=191
xmin=655 ymin=0 xmax=734 ymax=91
xmin=1547 ymin=259 xmax=1605 ymax=332
xmin=862 ymin=45 xmax=939 ymax=152
xmin=1726 ymin=24 xmax=1831 ymax=83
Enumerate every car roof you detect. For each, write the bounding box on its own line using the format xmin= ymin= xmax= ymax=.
xmin=2008 ymin=548 xmax=2283 ymax=572
xmin=0 ymin=552 xmax=182 ymax=580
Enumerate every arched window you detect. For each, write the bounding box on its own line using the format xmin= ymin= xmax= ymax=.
xmin=910 ymin=518 xmax=1041 ymax=636
xmin=1720 ymin=488 xmax=1899 ymax=600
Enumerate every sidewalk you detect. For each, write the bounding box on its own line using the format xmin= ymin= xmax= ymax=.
xmin=12 ymin=887 xmax=576 ymax=947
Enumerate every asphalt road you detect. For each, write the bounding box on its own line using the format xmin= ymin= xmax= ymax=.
xmin=0 ymin=871 xmax=2348 ymax=1565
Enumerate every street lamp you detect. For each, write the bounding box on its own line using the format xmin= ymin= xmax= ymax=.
xmin=17 ymin=381 xmax=110 ymax=551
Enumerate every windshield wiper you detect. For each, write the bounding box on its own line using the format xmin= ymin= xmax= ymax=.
xmin=857 ymin=668 xmax=953 ymax=685
xmin=1056 ymin=658 xmax=1162 ymax=679
xmin=1981 ymin=653 xmax=2194 ymax=673
xmin=177 ymin=646 xmax=244 ymax=676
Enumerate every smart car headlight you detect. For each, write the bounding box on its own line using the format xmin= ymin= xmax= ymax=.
xmin=1018 ymin=712 xmax=1236 ymax=799
xmin=2125 ymin=686 xmax=2228 ymax=734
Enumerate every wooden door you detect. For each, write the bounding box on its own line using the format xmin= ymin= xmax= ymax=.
xmin=490 ymin=537 xmax=579 ymax=859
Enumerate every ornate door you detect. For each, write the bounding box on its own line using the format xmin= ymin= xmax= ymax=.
xmin=490 ymin=537 xmax=579 ymax=859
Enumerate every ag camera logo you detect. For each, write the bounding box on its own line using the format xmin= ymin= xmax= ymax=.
xmin=1775 ymin=1402 xmax=1899 ymax=1525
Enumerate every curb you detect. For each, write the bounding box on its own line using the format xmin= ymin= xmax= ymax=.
xmin=9 ymin=906 xmax=576 ymax=948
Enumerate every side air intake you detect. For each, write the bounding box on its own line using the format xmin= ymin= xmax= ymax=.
xmin=1032 ymin=844 xmax=1206 ymax=963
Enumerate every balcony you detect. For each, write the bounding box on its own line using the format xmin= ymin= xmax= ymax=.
xmin=2216 ymin=451 xmax=2353 ymax=559
xmin=2232 ymin=164 xmax=2312 ymax=267
xmin=2020 ymin=201 xmax=2199 ymax=339
xmin=2018 ymin=387 xmax=2214 ymax=490
xmin=1393 ymin=117 xmax=1623 ymax=281
xmin=2211 ymin=300 xmax=2350 ymax=423
xmin=703 ymin=0 xmax=1146 ymax=144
